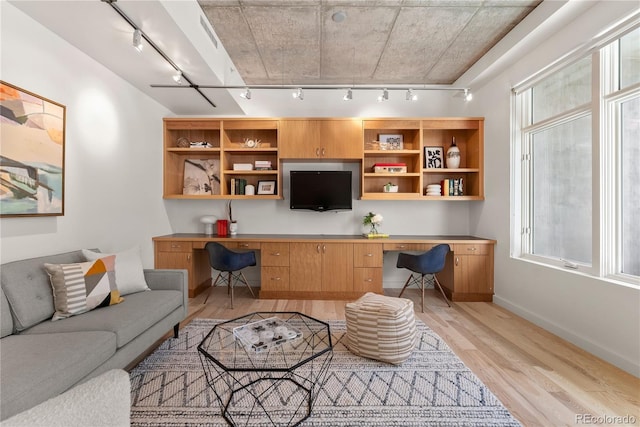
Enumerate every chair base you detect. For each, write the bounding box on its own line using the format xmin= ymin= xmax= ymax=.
xmin=398 ymin=273 xmax=451 ymax=312
xmin=203 ymin=270 xmax=256 ymax=308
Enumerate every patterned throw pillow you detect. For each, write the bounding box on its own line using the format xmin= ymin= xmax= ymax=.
xmin=44 ymin=255 xmax=124 ymax=321
xmin=82 ymin=247 xmax=150 ymax=295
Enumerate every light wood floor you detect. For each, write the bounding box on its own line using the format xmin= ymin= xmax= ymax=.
xmin=183 ymin=286 xmax=639 ymax=427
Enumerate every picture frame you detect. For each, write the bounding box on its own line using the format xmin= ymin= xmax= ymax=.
xmin=424 ymin=146 xmax=444 ymax=168
xmin=378 ymin=134 xmax=403 ymax=150
xmin=183 ymin=159 xmax=220 ymax=195
xmin=257 ymin=180 xmax=276 ymax=195
xmin=0 ymin=81 xmax=66 ymax=217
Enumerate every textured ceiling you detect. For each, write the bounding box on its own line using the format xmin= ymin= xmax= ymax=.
xmin=198 ymin=0 xmax=542 ymax=86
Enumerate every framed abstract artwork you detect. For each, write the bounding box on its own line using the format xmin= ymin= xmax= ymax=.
xmin=0 ymin=81 xmax=66 ymax=217
xmin=424 ymin=146 xmax=444 ymax=169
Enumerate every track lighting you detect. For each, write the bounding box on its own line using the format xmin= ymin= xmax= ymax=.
xmin=293 ymin=87 xmax=304 ymax=100
xmin=240 ymin=87 xmax=251 ymax=99
xmin=343 ymin=88 xmax=352 ymax=101
xmin=377 ymin=88 xmax=389 ymax=102
xmin=464 ymin=89 xmax=473 ymax=101
xmin=172 ymin=70 xmax=183 ymax=85
xmin=406 ymin=88 xmax=418 ymax=101
xmin=132 ymin=28 xmax=143 ymax=52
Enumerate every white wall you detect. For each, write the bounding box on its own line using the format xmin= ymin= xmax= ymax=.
xmin=467 ymin=2 xmax=640 ymax=376
xmin=0 ymin=3 xmax=173 ymax=266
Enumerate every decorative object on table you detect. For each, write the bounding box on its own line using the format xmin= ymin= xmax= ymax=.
xmin=232 ymin=317 xmax=303 ymax=353
xmin=183 ymin=159 xmax=220 ymax=195
xmin=0 ymin=81 xmax=66 ymax=217
xmin=424 ymin=146 xmax=444 ymax=168
xmin=200 ymin=215 xmax=217 ymax=235
xmin=245 ymin=184 xmax=255 ymax=195
xmin=176 ymin=137 xmax=190 ymax=148
xmin=242 ymin=138 xmax=261 ymax=148
xmin=257 ymin=180 xmax=276 ymax=195
xmin=378 ymin=134 xmax=404 ymax=150
xmin=131 ymin=318 xmax=522 ymax=427
xmin=216 ymin=219 xmax=228 ymax=236
xmin=425 ymin=183 xmax=442 ymax=196
xmin=229 ymin=221 xmax=238 ymax=235
xmin=383 ymin=182 xmax=399 ymax=193
xmin=363 ymin=212 xmax=384 ymax=236
xmin=372 ymin=163 xmax=407 ymax=173
xmin=446 ymin=137 xmax=461 ymax=169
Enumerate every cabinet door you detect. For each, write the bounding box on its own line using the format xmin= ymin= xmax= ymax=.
xmin=289 ymin=243 xmax=322 ymax=291
xmin=321 ymin=243 xmax=354 ymax=292
xmin=453 ymin=254 xmax=492 ymax=295
xmin=320 ymin=120 xmax=362 ymax=159
xmin=156 ymin=251 xmax=194 ymax=290
xmin=279 ymin=120 xmax=321 ymax=158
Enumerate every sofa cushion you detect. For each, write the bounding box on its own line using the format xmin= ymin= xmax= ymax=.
xmin=1 ymin=251 xmax=88 ymax=331
xmin=0 ymin=331 xmax=116 ymax=420
xmin=83 ymin=247 xmax=150 ymax=295
xmin=1 ymin=287 xmax=14 ymax=337
xmin=22 ymin=290 xmax=182 ymax=348
xmin=44 ymin=255 xmax=123 ymax=321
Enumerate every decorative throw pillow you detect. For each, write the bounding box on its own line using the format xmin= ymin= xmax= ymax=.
xmin=82 ymin=246 xmax=149 ymax=295
xmin=44 ymin=255 xmax=123 ymax=321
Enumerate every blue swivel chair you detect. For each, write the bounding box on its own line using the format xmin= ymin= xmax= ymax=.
xmin=396 ymin=243 xmax=452 ymax=312
xmin=203 ymin=242 xmax=256 ymax=308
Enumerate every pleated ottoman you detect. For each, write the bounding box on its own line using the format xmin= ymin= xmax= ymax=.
xmin=345 ymin=292 xmax=417 ymax=365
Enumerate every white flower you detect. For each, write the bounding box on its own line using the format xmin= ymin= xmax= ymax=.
xmin=371 ymin=214 xmax=383 ymax=224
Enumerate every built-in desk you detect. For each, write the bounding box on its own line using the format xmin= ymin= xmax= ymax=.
xmin=153 ymin=234 xmax=496 ymax=302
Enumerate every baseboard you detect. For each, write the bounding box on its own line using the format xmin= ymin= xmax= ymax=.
xmin=493 ymin=295 xmax=640 ymax=378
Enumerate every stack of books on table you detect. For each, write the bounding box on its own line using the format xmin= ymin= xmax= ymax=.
xmin=254 ymin=160 xmax=272 ymax=170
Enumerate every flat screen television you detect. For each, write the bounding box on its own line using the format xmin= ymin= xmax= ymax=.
xmin=290 ymin=171 xmax=352 ymax=211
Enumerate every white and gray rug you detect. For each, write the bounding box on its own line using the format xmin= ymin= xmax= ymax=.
xmin=130 ymin=318 xmax=521 ymax=426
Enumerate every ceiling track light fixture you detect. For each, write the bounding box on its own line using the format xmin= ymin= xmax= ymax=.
xmin=132 ymin=28 xmax=143 ymax=52
xmin=343 ymin=88 xmax=353 ymax=101
xmin=101 ymin=0 xmax=217 ymax=108
xmin=293 ymin=87 xmax=304 ymax=100
xmin=406 ymin=88 xmax=418 ymax=101
xmin=240 ymin=87 xmax=251 ymax=99
xmin=464 ymin=89 xmax=473 ymax=101
xmin=377 ymin=88 xmax=389 ymax=102
xmin=173 ymin=70 xmax=183 ymax=85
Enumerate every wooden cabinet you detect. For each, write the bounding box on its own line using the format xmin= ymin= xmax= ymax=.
xmin=289 ymin=242 xmax=354 ymax=295
xmin=440 ymin=243 xmax=494 ymax=302
xmin=422 ymin=118 xmax=484 ymax=200
xmin=154 ymin=241 xmax=210 ymax=297
xmin=260 ymin=242 xmax=290 ymax=292
xmin=163 ymin=118 xmax=280 ymax=199
xmin=353 ymin=243 xmax=383 ymax=293
xmin=279 ymin=119 xmax=362 ymax=159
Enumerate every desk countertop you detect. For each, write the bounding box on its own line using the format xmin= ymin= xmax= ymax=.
xmin=153 ymin=233 xmax=496 ymax=244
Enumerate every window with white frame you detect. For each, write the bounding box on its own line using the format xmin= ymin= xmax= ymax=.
xmin=513 ymin=23 xmax=640 ymax=284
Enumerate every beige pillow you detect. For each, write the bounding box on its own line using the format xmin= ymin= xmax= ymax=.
xmin=44 ymin=255 xmax=123 ymax=321
xmin=82 ymin=247 xmax=149 ymax=295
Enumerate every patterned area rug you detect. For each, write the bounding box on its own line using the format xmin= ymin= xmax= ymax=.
xmin=130 ymin=318 xmax=521 ymax=426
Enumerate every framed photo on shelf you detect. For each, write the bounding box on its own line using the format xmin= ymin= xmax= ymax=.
xmin=183 ymin=159 xmax=220 ymax=195
xmin=0 ymin=81 xmax=66 ymax=217
xmin=424 ymin=146 xmax=444 ymax=168
xmin=378 ymin=134 xmax=403 ymax=150
xmin=257 ymin=180 xmax=276 ymax=195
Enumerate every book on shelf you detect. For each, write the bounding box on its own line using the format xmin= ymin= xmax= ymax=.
xmin=254 ymin=160 xmax=272 ymax=170
xmin=440 ymin=178 xmax=464 ymax=196
xmin=229 ymin=178 xmax=248 ymax=195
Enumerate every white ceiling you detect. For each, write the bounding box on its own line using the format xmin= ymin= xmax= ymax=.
xmin=9 ymin=0 xmax=569 ymax=116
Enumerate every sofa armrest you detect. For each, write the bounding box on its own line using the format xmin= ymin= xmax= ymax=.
xmin=143 ymin=269 xmax=188 ymax=319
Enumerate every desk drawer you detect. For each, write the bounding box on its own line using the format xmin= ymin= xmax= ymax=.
xmin=156 ymin=241 xmax=193 ymax=252
xmin=262 ymin=243 xmax=290 ymax=266
xmin=261 ymin=267 xmax=290 ymax=291
xmin=354 ymin=243 xmax=382 ymax=267
xmin=383 ymin=243 xmax=435 ymax=252
xmin=225 ymin=241 xmax=261 ymax=250
xmin=353 ymin=268 xmax=383 ymax=293
xmin=454 ymin=244 xmax=489 ymax=255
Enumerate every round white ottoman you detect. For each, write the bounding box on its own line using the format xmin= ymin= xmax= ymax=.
xmin=345 ymin=292 xmax=417 ymax=365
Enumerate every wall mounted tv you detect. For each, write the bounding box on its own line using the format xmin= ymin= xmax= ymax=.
xmin=289 ymin=171 xmax=352 ymax=212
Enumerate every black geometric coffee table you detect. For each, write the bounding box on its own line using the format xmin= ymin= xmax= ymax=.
xmin=198 ymin=312 xmax=333 ymax=426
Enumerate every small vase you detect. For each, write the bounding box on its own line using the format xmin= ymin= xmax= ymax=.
xmin=446 ymin=137 xmax=461 ymax=169
xmin=370 ymin=224 xmax=378 ymax=235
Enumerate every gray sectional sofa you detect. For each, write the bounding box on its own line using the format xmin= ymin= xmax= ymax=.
xmin=0 ymin=249 xmax=188 ymax=421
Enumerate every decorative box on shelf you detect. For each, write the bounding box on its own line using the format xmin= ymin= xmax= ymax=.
xmin=233 ymin=163 xmax=253 ymax=171
xmin=373 ymin=163 xmax=407 ymax=173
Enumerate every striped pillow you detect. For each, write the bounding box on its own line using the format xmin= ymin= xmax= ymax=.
xmin=44 ymin=255 xmax=123 ymax=321
xmin=345 ymin=292 xmax=417 ymax=365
